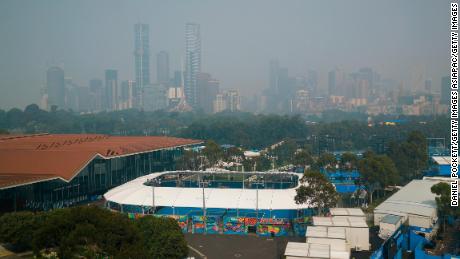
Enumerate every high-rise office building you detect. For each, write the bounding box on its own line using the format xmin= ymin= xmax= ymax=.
xmin=134 ymin=23 xmax=150 ymax=107
xmin=328 ymin=68 xmax=345 ymax=96
xmin=441 ymin=76 xmax=450 ymax=105
xmin=156 ymin=51 xmax=170 ymax=84
xmin=105 ymin=69 xmax=118 ymax=111
xmin=185 ymin=23 xmax=201 ymax=108
xmin=197 ymin=73 xmax=219 ymax=113
xmin=46 ymin=67 xmax=65 ymax=110
xmin=424 ymin=79 xmax=432 ymax=94
xmin=120 ymin=80 xmax=136 ymax=110
xmin=89 ymin=79 xmax=104 ymax=111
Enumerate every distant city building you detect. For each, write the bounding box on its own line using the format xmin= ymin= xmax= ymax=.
xmin=424 ymin=79 xmax=432 ymax=94
xmin=172 ymin=70 xmax=183 ymax=87
xmin=306 ymin=70 xmax=318 ymax=95
xmin=134 ymin=23 xmax=150 ymax=107
xmin=213 ymin=93 xmax=226 ymax=113
xmin=328 ymin=68 xmax=345 ymax=96
xmin=89 ymin=79 xmax=104 ymax=112
xmin=213 ymin=89 xmax=241 ymax=113
xmin=105 ymin=69 xmax=118 ymax=111
xmin=156 ymin=51 xmax=170 ymax=84
xmin=120 ymin=80 xmax=136 ymax=110
xmin=46 ymin=67 xmax=65 ymax=110
xmin=185 ymin=23 xmax=201 ymax=108
xmin=197 ymin=73 xmax=219 ymax=113
xmin=441 ymin=76 xmax=450 ymax=105
xmin=66 ymin=79 xmax=90 ymax=112
xmin=142 ymin=84 xmax=167 ymax=111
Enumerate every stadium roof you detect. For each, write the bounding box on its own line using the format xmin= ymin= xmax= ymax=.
xmin=0 ymin=134 xmax=202 ymax=189
xmin=104 ymin=171 xmax=311 ymax=210
xmin=374 ymin=179 xmax=443 ymax=218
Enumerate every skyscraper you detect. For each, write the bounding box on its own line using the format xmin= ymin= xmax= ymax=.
xmin=197 ymin=73 xmax=219 ymax=113
xmin=185 ymin=23 xmax=201 ymax=108
xmin=46 ymin=67 xmax=65 ymax=110
xmin=156 ymin=51 xmax=170 ymax=84
xmin=134 ymin=23 xmax=150 ymax=106
xmin=105 ymin=69 xmax=118 ymax=111
xmin=89 ymin=79 xmax=104 ymax=111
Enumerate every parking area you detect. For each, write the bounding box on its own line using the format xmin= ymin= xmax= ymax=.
xmin=185 ymin=233 xmax=304 ymax=259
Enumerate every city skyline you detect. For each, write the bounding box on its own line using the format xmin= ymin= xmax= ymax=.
xmin=0 ymin=0 xmax=452 ymax=110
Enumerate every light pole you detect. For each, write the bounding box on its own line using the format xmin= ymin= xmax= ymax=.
xmin=151 ymin=178 xmax=160 ymax=215
xmin=253 ymin=175 xmax=264 ymax=220
xmin=199 ymin=177 xmax=210 ymax=234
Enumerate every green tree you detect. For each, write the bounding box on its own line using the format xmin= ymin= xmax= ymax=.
xmin=203 ymin=140 xmax=223 ymax=167
xmin=0 ymin=211 xmax=46 ymax=250
xmin=316 ymin=152 xmax=337 ymax=171
xmin=177 ymin=150 xmax=199 ymax=170
xmin=340 ymin=152 xmax=358 ymax=171
xmin=295 ymin=170 xmax=339 ymax=215
xmin=135 ymin=216 xmax=188 ymax=259
xmin=431 ymin=182 xmax=460 ymax=232
xmin=387 ymin=131 xmax=428 ymax=183
xmin=431 ymin=182 xmax=460 ymax=218
xmin=358 ymin=152 xmax=399 ymax=204
xmin=293 ymin=150 xmax=314 ymax=168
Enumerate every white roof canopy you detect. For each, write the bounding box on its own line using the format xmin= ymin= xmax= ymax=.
xmin=104 ymin=171 xmax=311 ymax=210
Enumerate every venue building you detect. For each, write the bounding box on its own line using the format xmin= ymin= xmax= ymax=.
xmin=104 ymin=170 xmax=315 ymax=236
xmin=0 ymin=134 xmax=201 ymax=212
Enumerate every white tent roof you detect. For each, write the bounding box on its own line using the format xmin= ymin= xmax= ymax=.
xmin=306 ymin=226 xmax=346 ymax=239
xmin=374 ymin=179 xmax=442 ymax=218
xmin=284 ymin=242 xmax=350 ymax=259
xmin=329 ymin=208 xmax=365 ymax=217
xmin=313 ymin=216 xmax=368 ymax=228
xmin=104 ymin=171 xmax=312 ymax=210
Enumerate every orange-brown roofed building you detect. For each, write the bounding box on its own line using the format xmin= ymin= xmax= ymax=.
xmin=0 ymin=133 xmax=202 ymax=212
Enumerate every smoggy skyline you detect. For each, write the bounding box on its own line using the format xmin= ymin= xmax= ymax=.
xmin=0 ymin=0 xmax=451 ymax=110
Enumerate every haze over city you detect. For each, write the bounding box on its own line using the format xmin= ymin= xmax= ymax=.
xmin=0 ymin=0 xmax=451 ymax=110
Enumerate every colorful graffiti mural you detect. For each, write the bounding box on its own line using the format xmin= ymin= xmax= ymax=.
xmin=223 ymin=217 xmax=246 ymax=235
xmin=125 ymin=212 xmax=314 ymax=237
xmin=293 ymin=216 xmax=311 ymax=236
xmin=257 ymin=218 xmax=290 ymax=236
xmin=191 ymin=215 xmax=220 ymax=234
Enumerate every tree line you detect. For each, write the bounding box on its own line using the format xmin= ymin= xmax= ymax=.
xmin=0 ymin=104 xmax=449 ymax=151
xmin=0 ymin=206 xmax=188 ymax=258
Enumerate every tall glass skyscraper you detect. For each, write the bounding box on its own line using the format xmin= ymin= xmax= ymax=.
xmin=156 ymin=51 xmax=170 ymax=84
xmin=105 ymin=69 xmax=118 ymax=111
xmin=134 ymin=23 xmax=150 ymax=106
xmin=46 ymin=67 xmax=65 ymax=110
xmin=185 ymin=23 xmax=201 ymax=108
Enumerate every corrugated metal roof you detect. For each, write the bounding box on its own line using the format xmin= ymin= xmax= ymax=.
xmin=0 ymin=134 xmax=202 ymax=189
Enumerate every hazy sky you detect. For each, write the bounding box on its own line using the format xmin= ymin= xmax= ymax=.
xmin=0 ymin=0 xmax=451 ymax=110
